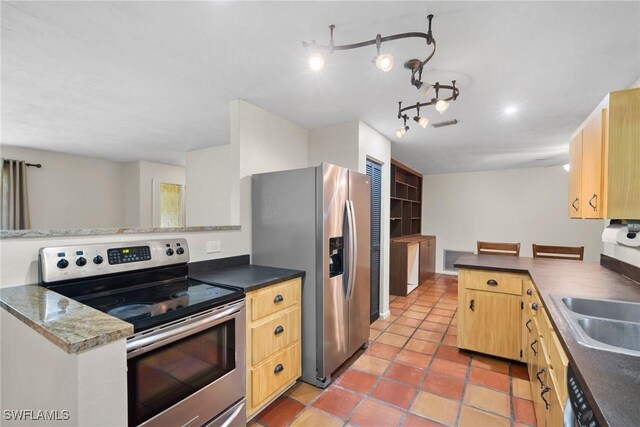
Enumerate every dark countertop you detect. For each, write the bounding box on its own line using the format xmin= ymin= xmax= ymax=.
xmin=190 ymin=264 xmax=305 ymax=293
xmin=455 ymin=255 xmax=640 ymax=427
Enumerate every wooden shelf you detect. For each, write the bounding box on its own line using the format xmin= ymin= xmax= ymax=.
xmin=390 ymin=159 xmax=423 ymax=238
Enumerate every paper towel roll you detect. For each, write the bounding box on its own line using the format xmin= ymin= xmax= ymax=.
xmin=602 ymin=224 xmax=626 ymax=244
xmin=616 ymin=227 xmax=640 ymax=248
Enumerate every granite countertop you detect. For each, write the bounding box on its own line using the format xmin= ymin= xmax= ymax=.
xmin=190 ymin=264 xmax=305 ymax=292
xmin=455 ymin=255 xmax=640 ymax=427
xmin=0 ymin=285 xmax=133 ymax=354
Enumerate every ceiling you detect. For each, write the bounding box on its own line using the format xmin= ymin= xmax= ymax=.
xmin=2 ymin=1 xmax=639 ymax=173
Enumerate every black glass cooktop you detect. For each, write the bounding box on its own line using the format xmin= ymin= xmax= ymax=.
xmin=76 ymin=278 xmax=243 ymax=332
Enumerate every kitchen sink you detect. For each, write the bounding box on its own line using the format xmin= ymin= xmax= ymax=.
xmin=577 ymin=318 xmax=640 ymax=352
xmin=562 ymin=296 xmax=640 ymax=323
xmin=553 ymin=295 xmax=640 ymax=357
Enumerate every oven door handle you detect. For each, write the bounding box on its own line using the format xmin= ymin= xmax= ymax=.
xmin=126 ymin=303 xmax=243 ymax=357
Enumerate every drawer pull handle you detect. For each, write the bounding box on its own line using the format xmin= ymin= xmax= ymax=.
xmin=530 ymin=339 xmax=538 ymax=356
xmin=486 ymin=279 xmax=498 ymax=286
xmin=274 ymin=325 xmax=284 ymax=335
xmin=541 ymin=386 xmax=551 ymax=409
xmin=536 ymin=368 xmax=545 ymax=387
xmin=588 ymin=194 xmax=598 ymax=211
xmin=526 ymin=319 xmax=532 ymax=333
xmin=531 ymin=302 xmax=538 ymax=311
xmin=572 ymin=198 xmax=579 ymax=211
xmin=274 ymin=364 xmax=284 ymax=374
xmin=274 ymin=294 xmax=284 ymax=304
xmin=469 ymin=299 xmax=475 ymax=311
xmin=526 ymin=288 xmax=532 ymax=296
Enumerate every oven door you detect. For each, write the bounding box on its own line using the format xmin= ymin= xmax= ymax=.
xmin=126 ymin=300 xmax=245 ymax=427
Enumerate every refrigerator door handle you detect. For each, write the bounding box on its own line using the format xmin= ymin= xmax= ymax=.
xmin=346 ymin=199 xmax=357 ymax=300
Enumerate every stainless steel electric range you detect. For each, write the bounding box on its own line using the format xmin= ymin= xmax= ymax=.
xmin=39 ymin=239 xmax=246 ymax=427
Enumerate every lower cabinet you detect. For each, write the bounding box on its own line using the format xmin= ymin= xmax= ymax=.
xmin=457 ymin=269 xmax=525 ymax=361
xmin=245 ymin=278 xmax=302 ymax=418
xmin=459 ymin=268 xmax=569 ymax=427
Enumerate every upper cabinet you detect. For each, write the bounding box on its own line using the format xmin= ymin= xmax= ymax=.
xmin=568 ymin=88 xmax=640 ymax=219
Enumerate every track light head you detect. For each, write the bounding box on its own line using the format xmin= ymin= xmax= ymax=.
xmin=414 ymin=116 xmax=429 ymax=128
xmin=395 ymin=126 xmax=409 ymax=138
xmin=308 ymin=52 xmax=325 ymax=71
xmin=374 ymin=53 xmax=394 ymax=72
xmin=435 ymin=99 xmax=450 ymax=114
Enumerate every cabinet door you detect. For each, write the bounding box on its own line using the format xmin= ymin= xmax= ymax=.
xmin=459 ymin=290 xmax=522 ymax=360
xmin=581 ymin=110 xmax=606 ymax=218
xmin=568 ymin=131 xmax=583 ymax=218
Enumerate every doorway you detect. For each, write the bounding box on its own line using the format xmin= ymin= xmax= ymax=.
xmin=366 ymin=158 xmax=382 ymax=323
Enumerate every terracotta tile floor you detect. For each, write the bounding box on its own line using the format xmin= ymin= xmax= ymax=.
xmin=252 ymin=274 xmax=537 ymax=427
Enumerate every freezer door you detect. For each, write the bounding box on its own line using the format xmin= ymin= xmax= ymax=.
xmin=347 ymin=170 xmax=371 ymax=356
xmin=319 ymin=164 xmax=350 ymax=380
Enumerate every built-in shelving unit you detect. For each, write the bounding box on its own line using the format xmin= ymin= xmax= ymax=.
xmin=390 ymin=159 xmax=423 ymax=238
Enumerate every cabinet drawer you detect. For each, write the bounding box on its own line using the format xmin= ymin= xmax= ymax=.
xmin=250 ymin=279 xmax=301 ymax=322
xmin=251 ymin=343 xmax=301 ymax=407
xmin=463 ymin=269 xmax=523 ymax=295
xmin=251 ymin=308 xmax=300 ymax=365
xmin=538 ymin=307 xmax=554 ymax=341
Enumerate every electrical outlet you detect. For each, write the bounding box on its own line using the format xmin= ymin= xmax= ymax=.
xmin=206 ymin=241 xmax=221 ymax=253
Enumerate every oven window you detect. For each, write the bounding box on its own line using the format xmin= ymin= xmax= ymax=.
xmin=128 ymin=319 xmax=235 ymax=426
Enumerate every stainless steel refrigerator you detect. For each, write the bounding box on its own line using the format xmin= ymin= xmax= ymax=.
xmin=252 ymin=163 xmax=370 ymax=388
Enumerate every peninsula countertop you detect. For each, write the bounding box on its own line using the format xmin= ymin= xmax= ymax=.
xmin=455 ymin=255 xmax=640 ymax=427
xmin=0 ymin=284 xmax=132 ymax=354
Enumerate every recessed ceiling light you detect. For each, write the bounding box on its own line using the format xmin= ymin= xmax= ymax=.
xmin=504 ymin=106 xmax=517 ymax=115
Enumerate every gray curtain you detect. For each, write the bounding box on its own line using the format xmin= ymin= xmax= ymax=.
xmin=0 ymin=158 xmax=31 ymax=230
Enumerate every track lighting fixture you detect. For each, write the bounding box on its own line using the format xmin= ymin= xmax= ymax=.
xmin=395 ymin=114 xmax=409 ymax=138
xmin=303 ymin=14 xmax=461 ymax=137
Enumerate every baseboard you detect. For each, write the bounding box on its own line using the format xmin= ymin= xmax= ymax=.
xmin=379 ymin=309 xmax=391 ymax=320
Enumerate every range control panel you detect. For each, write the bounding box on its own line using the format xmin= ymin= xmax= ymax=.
xmin=568 ymin=364 xmax=599 ymax=427
xmin=39 ymin=239 xmax=189 ymax=284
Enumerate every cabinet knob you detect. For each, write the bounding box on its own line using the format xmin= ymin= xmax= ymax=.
xmin=486 ymin=279 xmax=498 ymax=286
xmin=274 ymin=325 xmax=284 ymax=335
xmin=274 ymin=364 xmax=284 ymax=374
xmin=274 ymin=294 xmax=284 ymax=304
xmin=531 ymin=302 xmax=538 ymax=311
xmin=526 ymin=289 xmax=532 ymax=296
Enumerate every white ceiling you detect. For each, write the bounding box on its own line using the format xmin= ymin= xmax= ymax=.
xmin=2 ymin=1 xmax=639 ymax=173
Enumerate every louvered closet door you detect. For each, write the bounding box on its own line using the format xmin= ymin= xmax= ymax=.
xmin=366 ymin=159 xmax=382 ymax=323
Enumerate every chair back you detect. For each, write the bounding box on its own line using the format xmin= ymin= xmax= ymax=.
xmin=477 ymin=241 xmax=521 ymax=257
xmin=532 ymin=244 xmax=584 ymax=261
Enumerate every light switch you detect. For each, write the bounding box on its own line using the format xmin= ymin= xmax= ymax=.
xmin=206 ymin=241 xmax=221 ymax=253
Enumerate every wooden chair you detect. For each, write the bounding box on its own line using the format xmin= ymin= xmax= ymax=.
xmin=532 ymin=244 xmax=584 ymax=261
xmin=477 ymin=241 xmax=521 ymax=257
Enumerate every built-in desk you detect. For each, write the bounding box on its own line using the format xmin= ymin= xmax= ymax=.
xmin=389 ymin=235 xmax=436 ymax=296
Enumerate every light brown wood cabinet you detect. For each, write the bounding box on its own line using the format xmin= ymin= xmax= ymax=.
xmin=245 ymin=278 xmax=302 ymax=418
xmin=457 ymin=269 xmax=524 ymax=361
xmin=568 ymin=87 xmax=640 ymax=219
xmin=459 ymin=268 xmax=569 ymax=427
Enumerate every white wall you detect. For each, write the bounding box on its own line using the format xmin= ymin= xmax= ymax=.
xmin=186 ymin=145 xmax=233 ymax=226
xmin=422 ymin=166 xmax=605 ymax=273
xmin=0 ymin=146 xmax=125 ymax=229
xmin=308 ymin=121 xmax=359 ymax=170
xmin=231 ymin=99 xmax=309 ymax=254
xmin=137 ymin=160 xmax=186 ymax=228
